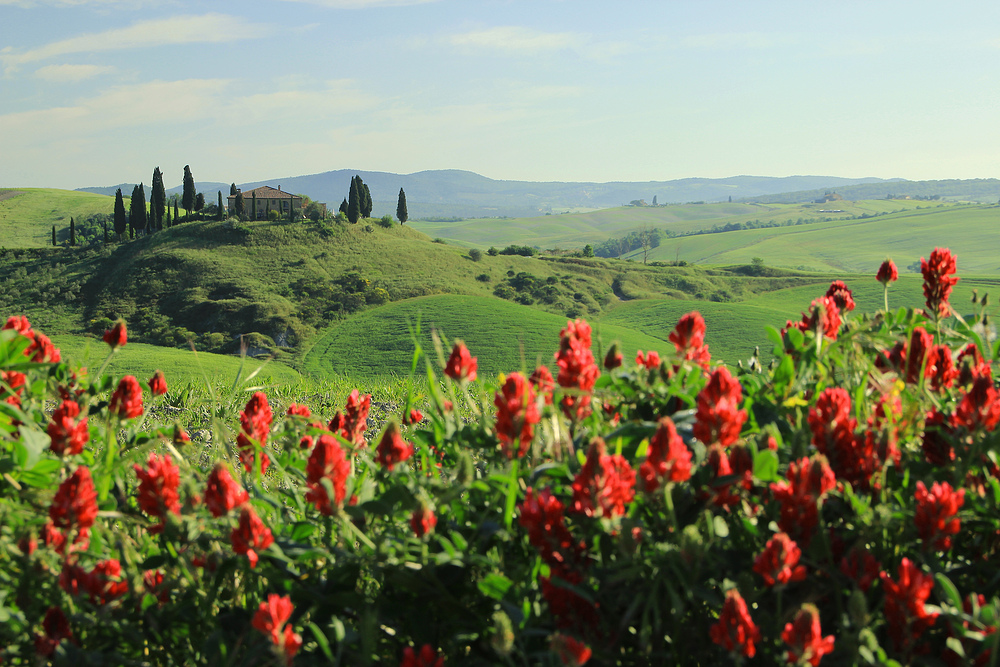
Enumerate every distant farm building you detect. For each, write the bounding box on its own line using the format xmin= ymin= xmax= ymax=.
xmin=227 ymin=185 xmax=319 ymax=220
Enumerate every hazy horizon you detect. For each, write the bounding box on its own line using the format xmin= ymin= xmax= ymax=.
xmin=3 ymin=0 xmax=999 ymax=190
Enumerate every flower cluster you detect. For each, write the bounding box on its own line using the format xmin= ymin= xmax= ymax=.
xmin=555 ymin=319 xmax=600 ymax=421
xmin=237 ymin=391 xmax=273 ymax=473
xmin=921 ymin=247 xmax=959 ymax=317
xmin=494 ymin=372 xmax=540 ymax=458
xmin=252 ymin=594 xmax=302 ymax=666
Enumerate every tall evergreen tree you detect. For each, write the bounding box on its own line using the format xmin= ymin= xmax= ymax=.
xmin=251 ymin=192 xmax=257 ymax=220
xmin=151 ymin=167 xmax=166 ymax=230
xmin=347 ymin=176 xmax=361 ymax=224
xmin=165 ymin=208 xmax=171 ymax=228
xmin=217 ymin=191 xmax=224 ymax=221
xmin=361 ymin=183 xmax=372 ymax=218
xmin=230 ymin=183 xmax=238 ymax=196
xmin=339 ymin=198 xmax=348 ymax=215
xmin=396 ymin=188 xmax=408 ymax=224
xmin=235 ymin=190 xmax=246 ymax=219
xmin=103 ymin=220 xmax=109 ymax=243
xmin=69 ymin=217 xmax=76 ymax=246
xmin=114 ymin=188 xmax=127 ymax=238
xmin=182 ymin=165 xmax=196 ymax=217
xmin=52 ymin=225 xmax=57 ymax=246
xmin=195 ymin=192 xmax=205 ymax=214
xmin=174 ymin=201 xmax=180 ymax=223
xmin=130 ymin=183 xmax=147 ymax=235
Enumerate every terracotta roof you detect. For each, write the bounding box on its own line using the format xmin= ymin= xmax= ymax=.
xmin=227 ymin=186 xmax=301 ymax=200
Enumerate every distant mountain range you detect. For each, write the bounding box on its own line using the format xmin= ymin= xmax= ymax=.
xmin=76 ymin=170 xmax=997 ymax=219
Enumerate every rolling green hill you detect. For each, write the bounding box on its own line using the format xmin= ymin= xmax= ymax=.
xmin=0 ymin=188 xmax=116 ymax=248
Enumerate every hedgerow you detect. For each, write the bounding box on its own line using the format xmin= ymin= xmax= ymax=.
xmin=2 ymin=248 xmax=999 ymax=666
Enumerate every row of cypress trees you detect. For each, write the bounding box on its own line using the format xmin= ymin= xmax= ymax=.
xmin=336 ymin=175 xmax=409 ymax=225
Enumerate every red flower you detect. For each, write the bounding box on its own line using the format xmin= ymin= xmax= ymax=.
xmin=50 ymin=466 xmax=98 ymax=537
xmin=905 ymin=327 xmax=933 ymax=384
xmin=550 ymin=634 xmax=592 ymax=666
xmin=237 ymin=391 xmax=272 ymax=474
xmin=305 ymin=434 xmax=351 ymax=514
xmin=252 ymin=594 xmax=301 ymax=666
xmin=444 ymin=342 xmax=477 ymax=383
xmin=1 ymin=369 xmax=26 ymax=407
xmin=782 ymin=604 xmax=835 ymax=666
xmin=143 ymin=569 xmax=169 ymax=604
xmin=86 ymin=559 xmax=128 ymax=605
xmin=102 ymin=320 xmax=127 ymax=350
xmin=753 ymin=533 xmax=807 ymax=586
xmin=710 ymin=589 xmax=761 ymax=658
xmin=920 ymin=248 xmax=958 ymax=317
xmin=402 ymin=407 xmax=424 ymax=425
xmin=133 ymin=453 xmax=181 ymax=533
xmin=400 ymin=644 xmax=445 ymax=667
xmin=3 ymin=314 xmax=32 ymax=336
xmin=204 ymin=463 xmax=248 ymax=517
xmin=27 ymin=331 xmax=61 ymax=363
xmin=519 ymin=487 xmax=586 ymax=572
xmin=922 ymin=409 xmax=956 ymax=466
xmin=783 ymin=297 xmax=841 ymax=341
xmin=541 ymin=570 xmax=600 ymax=633
xmin=494 ymin=372 xmax=540 ymax=458
xmin=808 ymin=388 xmax=879 ymax=491
xmin=704 ymin=445 xmax=740 ymax=507
xmin=34 ymin=607 xmax=73 ymax=658
xmin=825 ymin=280 xmax=855 ymax=312
xmin=954 ymin=373 xmax=1000 ymax=432
xmin=231 ymin=506 xmax=273 ymax=568
xmin=921 ymin=247 xmax=959 ymax=317
xmin=173 ymin=424 xmax=191 ymax=446
xmin=914 ymin=480 xmax=964 ymax=551
xmin=769 ymin=456 xmax=836 ymax=546
xmin=570 ymin=438 xmax=636 ymax=519
xmin=376 ymin=422 xmax=414 ymax=471
xmin=877 ymin=259 xmax=899 ymax=285
xmin=925 ymin=344 xmax=957 ymax=391
xmin=693 ymin=366 xmax=747 ymax=447
xmin=109 ymin=375 xmax=144 ymax=419
xmin=555 ymin=319 xmax=600 ymax=421
xmin=148 ymin=370 xmax=167 ymax=396
xmin=285 ymin=403 xmax=311 ymax=418
xmin=880 ymin=557 xmax=939 ymax=653
xmin=635 ymin=349 xmax=661 ymax=370
xmin=335 ymin=389 xmax=371 ymax=447
xmin=603 ymin=343 xmax=623 ymax=370
xmin=670 ymin=311 xmax=711 ymax=367
xmin=840 ymin=546 xmax=881 ymax=593
xmin=639 ymin=417 xmax=692 ymax=492
xmin=47 ymin=400 xmax=89 ymax=456
xmin=410 ymin=505 xmax=437 ymax=538
xmin=530 ymin=365 xmax=555 ymax=405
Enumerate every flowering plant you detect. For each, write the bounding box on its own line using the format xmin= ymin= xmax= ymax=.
xmin=2 ymin=246 xmax=1000 ymax=666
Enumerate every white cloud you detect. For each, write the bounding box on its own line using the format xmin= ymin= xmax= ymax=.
xmin=0 ymin=0 xmax=154 ymax=7
xmin=1 ymin=14 xmax=268 ymax=70
xmin=34 ymin=63 xmax=115 ymax=81
xmin=277 ymin=0 xmax=439 ymax=7
xmin=449 ymin=26 xmax=584 ymax=54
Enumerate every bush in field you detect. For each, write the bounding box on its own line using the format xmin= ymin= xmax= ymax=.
xmin=468 ymin=248 xmax=483 ymax=262
xmin=5 ymin=249 xmax=1000 ymax=666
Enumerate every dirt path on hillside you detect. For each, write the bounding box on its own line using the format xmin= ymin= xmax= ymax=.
xmin=0 ymin=190 xmax=25 ymax=202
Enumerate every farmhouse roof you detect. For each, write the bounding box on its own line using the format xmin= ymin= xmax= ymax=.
xmin=228 ymin=186 xmax=301 ymax=200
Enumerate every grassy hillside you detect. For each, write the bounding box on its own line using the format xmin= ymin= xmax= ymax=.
xmin=51 ymin=334 xmax=302 ymax=387
xmin=0 ymin=188 xmax=116 ymax=248
xmin=299 ymin=294 xmax=675 ymax=378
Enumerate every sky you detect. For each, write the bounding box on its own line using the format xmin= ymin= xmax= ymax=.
xmin=2 ymin=0 xmax=1000 ymax=189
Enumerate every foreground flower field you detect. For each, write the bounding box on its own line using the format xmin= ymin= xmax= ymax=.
xmin=2 ymin=248 xmax=999 ymax=666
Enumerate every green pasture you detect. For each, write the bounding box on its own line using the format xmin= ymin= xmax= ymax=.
xmin=50 ymin=334 xmax=303 ymax=388
xmin=647 ymin=204 xmax=1000 ymax=273
xmin=0 ymin=188 xmax=116 ymax=248
xmin=299 ymin=294 xmax=672 ymax=378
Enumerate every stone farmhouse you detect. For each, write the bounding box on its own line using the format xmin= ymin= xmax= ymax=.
xmin=227 ymin=185 xmax=318 ymax=220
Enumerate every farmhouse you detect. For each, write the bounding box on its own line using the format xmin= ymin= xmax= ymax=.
xmin=227 ymin=185 xmax=303 ymax=219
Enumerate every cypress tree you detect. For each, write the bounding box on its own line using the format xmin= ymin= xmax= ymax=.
xmin=230 ymin=183 xmax=238 ymax=196
xmin=195 ymin=192 xmax=205 ymax=214
xmin=251 ymin=192 xmax=257 ymax=220
xmin=396 ymin=188 xmax=408 ymax=224
xmin=339 ymin=198 xmax=348 ymax=215
xmin=217 ymin=191 xmax=224 ymax=221
xmin=69 ymin=217 xmax=76 ymax=246
xmin=103 ymin=221 xmax=109 ymax=243
xmin=235 ymin=190 xmax=246 ymax=219
xmin=114 ymin=188 xmax=127 ymax=238
xmin=52 ymin=225 xmax=56 ymax=246
xmin=151 ymin=167 xmax=166 ymax=230
xmin=361 ymin=183 xmax=372 ymax=218
xmin=182 ymin=165 xmax=196 ymax=217
xmin=130 ymin=183 xmax=147 ymax=235
xmin=174 ymin=200 xmax=180 ymax=223
xmin=347 ymin=176 xmax=361 ymax=224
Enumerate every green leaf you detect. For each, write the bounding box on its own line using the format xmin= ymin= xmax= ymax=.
xmin=290 ymin=521 xmax=315 ymax=541
xmin=478 ymin=573 xmax=514 ymax=600
xmin=772 ymin=354 xmax=795 ymax=393
xmin=308 ymin=622 xmax=334 ymax=661
xmin=752 ymin=449 xmax=779 ymax=483
xmin=936 ymin=573 xmax=963 ymax=611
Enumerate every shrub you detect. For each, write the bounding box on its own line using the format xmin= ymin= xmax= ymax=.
xmin=433 ymin=238 xmax=446 ymax=244
xmin=4 ymin=248 xmax=1000 ymax=666
xmin=475 ymin=273 xmax=490 ymax=283
xmin=377 ymin=215 xmax=394 ymax=229
xmin=487 ymin=246 xmax=499 ymax=256
xmin=468 ymin=248 xmax=483 ymax=262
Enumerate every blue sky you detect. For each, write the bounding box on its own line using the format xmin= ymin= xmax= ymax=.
xmin=2 ymin=0 xmax=999 ymax=189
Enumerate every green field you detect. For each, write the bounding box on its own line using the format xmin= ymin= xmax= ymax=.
xmin=300 ymin=294 xmax=674 ymax=378
xmin=0 ymin=188 xmax=116 ymax=248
